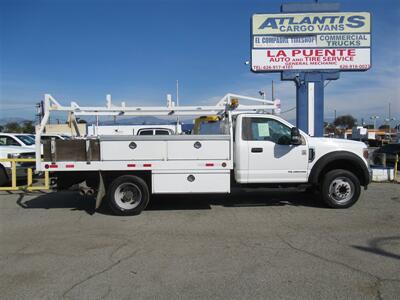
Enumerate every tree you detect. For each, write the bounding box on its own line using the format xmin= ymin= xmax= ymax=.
xmin=0 ymin=125 xmax=3 ymax=132
xmin=22 ymin=121 xmax=35 ymax=133
xmin=333 ymin=115 xmax=356 ymax=129
xmin=4 ymin=122 xmax=22 ymax=133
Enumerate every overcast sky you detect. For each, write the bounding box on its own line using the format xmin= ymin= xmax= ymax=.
xmin=0 ymin=0 xmax=399 ymax=126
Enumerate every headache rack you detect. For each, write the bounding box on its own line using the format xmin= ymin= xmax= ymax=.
xmin=35 ymin=93 xmax=280 ymax=168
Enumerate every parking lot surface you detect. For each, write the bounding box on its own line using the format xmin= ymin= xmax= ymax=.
xmin=0 ymin=183 xmax=399 ymax=299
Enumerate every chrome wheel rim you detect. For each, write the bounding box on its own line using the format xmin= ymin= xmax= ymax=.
xmin=114 ymin=183 xmax=142 ymax=210
xmin=328 ymin=177 xmax=354 ymax=203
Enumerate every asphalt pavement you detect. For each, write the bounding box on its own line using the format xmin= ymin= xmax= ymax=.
xmin=0 ymin=183 xmax=399 ymax=299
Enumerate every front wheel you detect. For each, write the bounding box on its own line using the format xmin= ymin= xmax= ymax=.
xmin=107 ymin=175 xmax=150 ymax=216
xmin=321 ymin=169 xmax=361 ymax=208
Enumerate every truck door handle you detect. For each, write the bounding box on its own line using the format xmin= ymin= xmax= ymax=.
xmin=251 ymin=147 xmax=263 ymax=153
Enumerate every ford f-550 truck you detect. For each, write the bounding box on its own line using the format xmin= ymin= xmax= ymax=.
xmin=35 ymin=93 xmax=370 ymax=215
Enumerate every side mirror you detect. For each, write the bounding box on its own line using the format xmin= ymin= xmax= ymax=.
xmin=291 ymin=127 xmax=302 ymax=145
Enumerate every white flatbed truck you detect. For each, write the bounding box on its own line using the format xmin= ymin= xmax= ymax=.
xmin=35 ymin=93 xmax=371 ymax=215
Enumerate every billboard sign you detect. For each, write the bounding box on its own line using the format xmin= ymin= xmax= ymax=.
xmin=251 ymin=12 xmax=371 ymax=72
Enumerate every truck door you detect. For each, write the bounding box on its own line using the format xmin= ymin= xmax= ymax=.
xmin=242 ymin=116 xmax=308 ymax=183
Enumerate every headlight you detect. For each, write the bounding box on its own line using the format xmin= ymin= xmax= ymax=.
xmin=7 ymin=153 xmax=21 ymax=159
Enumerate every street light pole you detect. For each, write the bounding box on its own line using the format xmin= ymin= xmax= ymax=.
xmin=271 ymin=80 xmax=274 ymax=100
xmin=370 ymin=115 xmax=379 ymax=130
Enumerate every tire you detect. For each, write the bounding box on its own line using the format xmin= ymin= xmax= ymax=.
xmin=321 ymin=169 xmax=361 ymax=208
xmin=107 ymin=175 xmax=150 ymax=216
xmin=0 ymin=166 xmax=8 ymax=186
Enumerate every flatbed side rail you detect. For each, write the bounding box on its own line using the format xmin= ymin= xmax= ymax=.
xmin=0 ymin=158 xmax=49 ymax=191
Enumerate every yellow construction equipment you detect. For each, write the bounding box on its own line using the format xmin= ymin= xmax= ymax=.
xmin=0 ymin=158 xmax=49 ymax=191
xmin=193 ymin=115 xmax=221 ymax=134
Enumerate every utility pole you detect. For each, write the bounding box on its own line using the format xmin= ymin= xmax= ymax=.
xmin=35 ymin=102 xmax=43 ymax=125
xmin=370 ymin=115 xmax=379 ymax=130
xmin=176 ymin=80 xmax=179 ymax=107
xmin=176 ymin=80 xmax=180 ymax=126
xmin=271 ymin=80 xmax=275 ymax=100
xmin=95 ymin=115 xmax=99 ymax=136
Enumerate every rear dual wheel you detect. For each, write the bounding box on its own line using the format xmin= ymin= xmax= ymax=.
xmin=107 ymin=175 xmax=149 ymax=216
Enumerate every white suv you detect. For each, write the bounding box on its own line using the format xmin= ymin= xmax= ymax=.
xmin=0 ymin=133 xmax=36 ymax=149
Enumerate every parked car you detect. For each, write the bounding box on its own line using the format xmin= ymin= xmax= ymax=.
xmin=40 ymin=134 xmax=71 ymax=141
xmin=0 ymin=133 xmax=36 ymax=149
xmin=137 ymin=128 xmax=173 ymax=135
xmin=372 ymin=143 xmax=400 ymax=169
xmin=87 ymin=124 xmax=181 ymax=136
xmin=0 ymin=146 xmax=36 ymax=186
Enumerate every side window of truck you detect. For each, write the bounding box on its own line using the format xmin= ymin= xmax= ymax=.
xmin=138 ymin=129 xmax=171 ymax=135
xmin=242 ymin=117 xmax=291 ymax=144
xmin=155 ymin=130 xmax=170 ymax=135
xmin=138 ymin=130 xmax=153 ymax=135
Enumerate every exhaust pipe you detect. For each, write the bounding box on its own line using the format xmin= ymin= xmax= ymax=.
xmin=79 ymin=187 xmax=95 ymax=196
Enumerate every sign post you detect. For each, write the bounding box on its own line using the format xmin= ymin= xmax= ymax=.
xmin=250 ymin=2 xmax=371 ymax=136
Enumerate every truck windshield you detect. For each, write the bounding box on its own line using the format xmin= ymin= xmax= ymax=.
xmin=16 ymin=135 xmax=35 ymax=146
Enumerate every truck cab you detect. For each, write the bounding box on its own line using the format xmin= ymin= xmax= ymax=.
xmin=233 ymin=113 xmax=370 ymax=207
xmin=234 ymin=114 xmax=309 ymax=183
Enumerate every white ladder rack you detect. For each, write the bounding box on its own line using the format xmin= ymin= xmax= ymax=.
xmin=42 ymin=93 xmax=278 ymax=117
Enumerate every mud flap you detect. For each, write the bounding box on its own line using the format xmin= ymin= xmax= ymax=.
xmin=95 ymin=172 xmax=106 ymax=210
